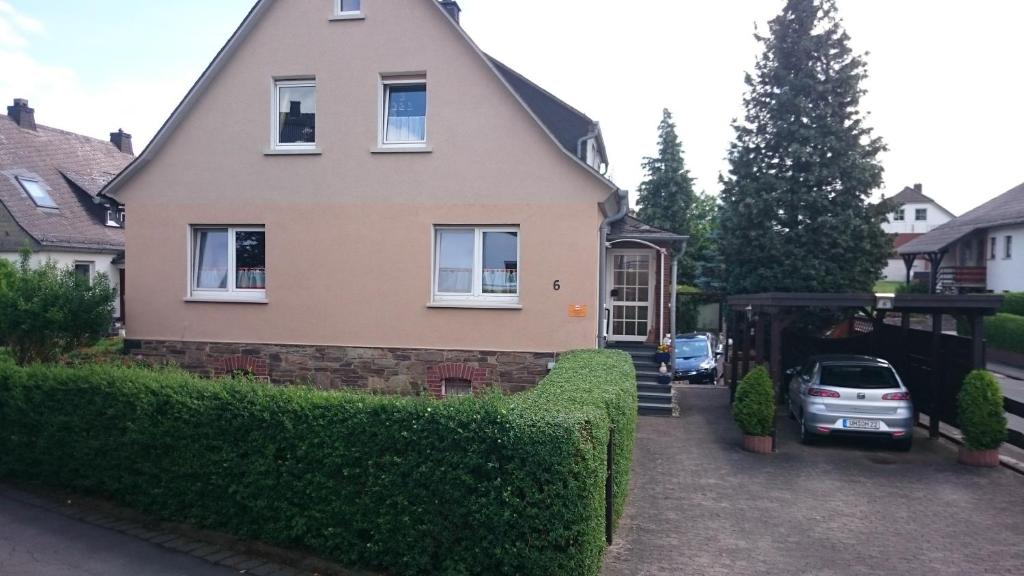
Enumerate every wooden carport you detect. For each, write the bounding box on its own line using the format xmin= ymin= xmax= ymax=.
xmin=725 ymin=293 xmax=1003 ymax=439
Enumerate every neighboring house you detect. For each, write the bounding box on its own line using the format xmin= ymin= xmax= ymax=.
xmin=103 ymin=0 xmax=685 ymax=394
xmin=879 ymin=184 xmax=955 ymax=282
xmin=899 ymin=181 xmax=1024 ymax=293
xmin=0 ymin=98 xmax=131 ymax=320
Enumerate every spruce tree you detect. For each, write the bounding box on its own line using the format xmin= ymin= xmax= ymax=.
xmin=637 ymin=109 xmax=698 ymax=282
xmin=719 ymin=0 xmax=891 ymax=295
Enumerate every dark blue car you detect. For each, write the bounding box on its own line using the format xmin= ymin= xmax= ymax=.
xmin=674 ymin=333 xmax=719 ymax=384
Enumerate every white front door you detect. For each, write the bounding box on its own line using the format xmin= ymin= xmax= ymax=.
xmin=607 ymin=250 xmax=654 ymax=342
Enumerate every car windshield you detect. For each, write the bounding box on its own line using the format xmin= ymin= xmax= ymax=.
xmin=675 ymin=339 xmax=709 ymax=359
xmin=819 ymin=365 xmax=899 ymax=389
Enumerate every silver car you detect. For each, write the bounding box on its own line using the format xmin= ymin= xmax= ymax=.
xmin=787 ymin=355 xmax=914 ymax=451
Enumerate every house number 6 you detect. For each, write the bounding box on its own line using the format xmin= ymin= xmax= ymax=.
xmin=553 ymin=280 xmax=561 ymax=291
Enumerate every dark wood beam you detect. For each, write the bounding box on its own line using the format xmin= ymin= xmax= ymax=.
xmin=755 ymin=314 xmax=768 ymax=362
xmin=930 ymin=313 xmax=943 ymax=439
xmin=971 ymin=313 xmax=986 ymax=370
xmin=902 ymin=254 xmax=917 ymax=286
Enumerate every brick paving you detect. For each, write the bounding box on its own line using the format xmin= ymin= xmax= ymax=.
xmin=602 ymin=387 xmax=1024 ymax=576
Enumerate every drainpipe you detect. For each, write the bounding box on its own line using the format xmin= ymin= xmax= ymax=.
xmin=598 ymin=189 xmax=629 ymax=348
xmin=670 ymin=256 xmax=678 ymax=341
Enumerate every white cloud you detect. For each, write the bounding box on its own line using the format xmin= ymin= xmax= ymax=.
xmin=0 ymin=0 xmax=42 ymax=47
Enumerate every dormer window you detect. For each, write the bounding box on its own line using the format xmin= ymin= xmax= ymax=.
xmin=16 ymin=176 xmax=58 ymax=209
xmin=332 ymin=0 xmax=364 ymax=20
xmin=106 ymin=208 xmax=125 ymax=228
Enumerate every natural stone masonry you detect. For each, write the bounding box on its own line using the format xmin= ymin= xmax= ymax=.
xmin=126 ymin=340 xmax=556 ymax=395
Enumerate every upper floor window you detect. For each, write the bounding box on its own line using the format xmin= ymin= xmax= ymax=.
xmin=337 ymin=0 xmax=361 ymax=14
xmin=381 ymin=78 xmax=427 ymax=147
xmin=990 ymin=237 xmax=997 ymax=260
xmin=893 ymin=208 xmax=905 ymax=222
xmin=1006 ymin=236 xmax=1014 ymax=260
xmin=191 ymin=226 xmax=267 ymax=302
xmin=16 ymin=176 xmax=58 ymax=209
xmin=434 ymin=227 xmax=519 ymax=305
xmin=915 ymin=208 xmax=927 ymax=221
xmin=273 ymin=79 xmax=316 ymax=149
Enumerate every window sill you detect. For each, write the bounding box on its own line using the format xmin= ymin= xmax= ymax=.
xmin=371 ymin=146 xmax=432 ymax=154
xmin=264 ymin=147 xmax=322 ymax=156
xmin=428 ymin=302 xmax=522 ymax=310
xmin=186 ymin=296 xmax=268 ymax=305
xmin=329 ymin=12 xmax=365 ymax=21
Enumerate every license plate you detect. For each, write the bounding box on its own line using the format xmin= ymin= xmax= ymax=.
xmin=844 ymin=419 xmax=880 ymax=430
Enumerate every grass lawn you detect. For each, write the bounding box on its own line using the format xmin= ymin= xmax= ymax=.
xmin=874 ymin=280 xmax=901 ymax=294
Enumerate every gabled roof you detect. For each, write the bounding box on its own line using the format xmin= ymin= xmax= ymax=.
xmin=0 ymin=114 xmax=129 ymax=252
xmin=487 ymin=56 xmax=607 ymax=165
xmin=899 ymin=181 xmax=1024 ymax=255
xmin=609 ymin=215 xmax=687 ymax=243
xmin=886 ymin=186 xmax=955 ymax=217
xmin=102 ymin=0 xmax=618 ymax=199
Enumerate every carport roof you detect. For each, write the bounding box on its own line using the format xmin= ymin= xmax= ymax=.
xmin=726 ymin=292 xmax=1003 ymax=314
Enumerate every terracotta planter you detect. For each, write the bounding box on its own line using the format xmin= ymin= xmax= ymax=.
xmin=958 ymin=446 xmax=1001 ymax=467
xmin=742 ymin=434 xmax=773 ymax=454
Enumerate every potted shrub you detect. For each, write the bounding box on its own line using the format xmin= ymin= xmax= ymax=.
xmin=957 ymin=370 xmax=1007 ymax=467
xmin=733 ymin=366 xmax=775 ymax=454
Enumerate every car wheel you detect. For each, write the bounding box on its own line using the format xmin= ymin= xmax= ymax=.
xmin=799 ymin=413 xmax=815 ymax=446
xmin=894 ymin=436 xmax=913 ymax=452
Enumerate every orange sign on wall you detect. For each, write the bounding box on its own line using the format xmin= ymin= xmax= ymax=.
xmin=568 ymin=304 xmax=588 ymax=318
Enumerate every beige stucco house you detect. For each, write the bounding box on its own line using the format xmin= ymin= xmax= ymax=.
xmin=105 ymin=0 xmax=685 ymax=395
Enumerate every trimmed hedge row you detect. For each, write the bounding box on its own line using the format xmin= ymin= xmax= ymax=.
xmin=1000 ymin=292 xmax=1024 ymax=317
xmin=0 ymin=349 xmax=636 ymax=576
xmin=986 ymin=313 xmax=1024 ymax=355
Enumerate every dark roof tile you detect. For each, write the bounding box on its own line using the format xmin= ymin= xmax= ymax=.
xmin=0 ymin=113 xmax=129 ymax=252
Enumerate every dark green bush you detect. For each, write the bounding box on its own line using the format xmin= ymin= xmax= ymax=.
xmin=0 ymin=349 xmax=635 ymax=576
xmin=733 ymin=366 xmax=775 ymax=436
xmin=986 ymin=313 xmax=1024 ymax=354
xmin=0 ymin=250 xmax=115 ymax=365
xmin=957 ymin=370 xmax=1007 ymax=450
xmin=896 ymin=281 xmax=931 ymax=294
xmin=999 ymin=292 xmax=1024 ymax=317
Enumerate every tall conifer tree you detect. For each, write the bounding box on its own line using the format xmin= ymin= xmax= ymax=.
xmin=637 ymin=109 xmax=698 ymax=282
xmin=719 ymin=0 xmax=891 ymax=294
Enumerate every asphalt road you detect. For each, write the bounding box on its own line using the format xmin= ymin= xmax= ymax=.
xmin=0 ymin=492 xmax=237 ymax=576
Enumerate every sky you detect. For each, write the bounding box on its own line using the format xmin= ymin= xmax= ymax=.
xmin=1 ymin=0 xmax=1022 ymax=215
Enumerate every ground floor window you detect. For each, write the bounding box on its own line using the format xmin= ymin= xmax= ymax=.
xmin=434 ymin=226 xmax=519 ymax=304
xmin=191 ymin=226 xmax=266 ymax=301
xmin=73 ymin=261 xmax=94 ymax=284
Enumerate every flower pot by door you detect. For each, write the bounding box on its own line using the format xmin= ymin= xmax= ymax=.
xmin=958 ymin=446 xmax=1000 ymax=467
xmin=742 ymin=435 xmax=773 ymax=454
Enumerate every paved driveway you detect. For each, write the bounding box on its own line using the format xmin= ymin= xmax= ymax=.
xmin=603 ymin=387 xmax=1024 ymax=576
xmin=0 ymin=491 xmax=237 ymax=576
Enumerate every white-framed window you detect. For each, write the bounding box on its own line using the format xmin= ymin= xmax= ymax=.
xmin=1006 ymin=235 xmax=1014 ymax=260
xmin=915 ymin=208 xmax=927 ymax=221
xmin=272 ymin=79 xmax=316 ymax=150
xmin=15 ymin=176 xmax=58 ymax=209
xmin=73 ymin=261 xmax=94 ymax=284
xmin=335 ymin=0 xmax=362 ymax=16
xmin=106 ymin=208 xmax=124 ymax=228
xmin=433 ymin=226 xmax=519 ymax=304
xmin=190 ymin=226 xmax=267 ymax=301
xmin=380 ymin=77 xmax=427 ymax=147
xmin=893 ymin=208 xmax=905 ymax=222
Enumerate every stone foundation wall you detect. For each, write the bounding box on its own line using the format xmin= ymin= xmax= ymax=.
xmin=125 ymin=339 xmax=556 ymax=396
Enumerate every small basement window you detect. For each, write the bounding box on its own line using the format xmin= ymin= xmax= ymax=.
xmin=16 ymin=176 xmax=58 ymax=209
xmin=442 ymin=378 xmax=473 ymax=397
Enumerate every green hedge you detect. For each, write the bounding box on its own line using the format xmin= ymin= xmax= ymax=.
xmin=999 ymin=292 xmax=1024 ymax=317
xmin=986 ymin=313 xmax=1024 ymax=354
xmin=0 ymin=349 xmax=635 ymax=576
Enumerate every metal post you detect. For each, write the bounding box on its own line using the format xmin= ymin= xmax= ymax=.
xmin=929 ymin=313 xmax=943 ymax=439
xmin=971 ymin=314 xmax=986 ymax=370
xmin=605 ymin=433 xmax=614 ymax=545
